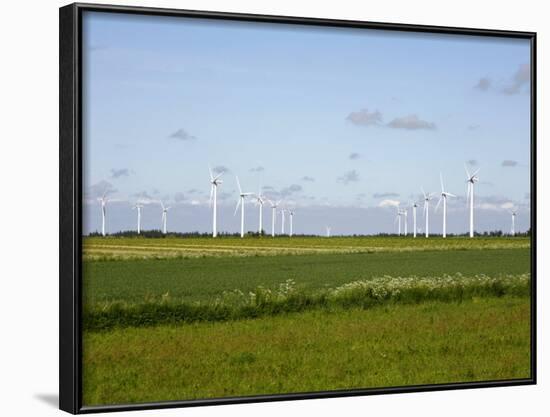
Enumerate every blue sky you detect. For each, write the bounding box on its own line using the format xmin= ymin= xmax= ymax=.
xmin=82 ymin=11 xmax=531 ymax=235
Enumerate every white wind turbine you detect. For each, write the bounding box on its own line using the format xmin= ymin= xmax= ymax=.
xmin=289 ymin=210 xmax=295 ymax=237
xmin=209 ymin=166 xmax=224 ymax=238
xmin=509 ymin=209 xmax=518 ymax=236
xmin=394 ymin=207 xmax=403 ymax=236
xmin=234 ymin=176 xmax=254 ymax=238
xmin=98 ymin=193 xmax=108 ymax=237
xmin=160 ymin=201 xmax=171 ymax=235
xmin=326 ymin=226 xmax=331 ymax=237
xmin=465 ymin=164 xmax=480 ymax=238
xmin=268 ymin=199 xmax=281 ymax=237
xmin=412 ymin=201 xmax=419 ymax=238
xmin=422 ymin=187 xmax=435 ymax=238
xmin=253 ymin=187 xmax=266 ymax=235
xmin=132 ymin=202 xmax=144 ymax=234
xmin=435 ymin=173 xmax=456 ymax=238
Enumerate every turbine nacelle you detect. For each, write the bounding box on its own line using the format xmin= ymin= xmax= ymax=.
xmin=160 ymin=201 xmax=171 ymax=213
xmin=268 ymin=199 xmax=282 ymax=209
xmin=464 ymin=164 xmax=480 ymax=184
xmin=208 ymin=165 xmax=224 ymax=184
xmin=234 ymin=176 xmax=254 ymax=217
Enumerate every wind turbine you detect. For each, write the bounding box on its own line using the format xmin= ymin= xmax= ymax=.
xmin=209 ymin=166 xmax=223 ymax=238
xmin=435 ymin=173 xmax=456 ymax=238
xmin=465 ymin=164 xmax=480 ymax=238
xmin=253 ymin=188 xmax=266 ymax=235
xmin=160 ymin=201 xmax=170 ymax=235
xmin=509 ymin=209 xmax=518 ymax=236
xmin=98 ymin=193 xmax=108 ymax=237
xmin=289 ymin=210 xmax=294 ymax=237
xmin=326 ymin=226 xmax=331 ymax=237
xmin=422 ymin=187 xmax=435 ymax=238
xmin=412 ymin=201 xmax=419 ymax=238
xmin=268 ymin=199 xmax=281 ymax=237
xmin=234 ymin=176 xmax=254 ymax=238
xmin=132 ymin=202 xmax=144 ymax=234
xmin=394 ymin=207 xmax=403 ymax=236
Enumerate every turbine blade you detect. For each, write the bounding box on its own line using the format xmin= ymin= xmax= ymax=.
xmin=208 ymin=165 xmax=214 ymax=181
xmin=236 ymin=176 xmax=242 ymax=194
xmin=421 ymin=186 xmax=427 ymax=199
xmin=472 ymin=168 xmax=480 ymax=177
xmin=435 ymin=197 xmax=442 ymax=212
xmin=464 ymin=163 xmax=471 ymax=179
xmin=234 ymin=198 xmax=241 ymax=216
xmin=440 ymin=173 xmax=445 ymax=192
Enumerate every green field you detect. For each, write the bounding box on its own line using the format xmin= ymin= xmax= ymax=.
xmin=82 ymin=236 xmax=532 ymax=406
xmin=83 ymin=298 xmax=530 ymax=405
xmin=84 ymin=247 xmax=529 ymax=304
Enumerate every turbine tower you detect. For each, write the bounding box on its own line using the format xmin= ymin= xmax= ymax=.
xmin=132 ymin=202 xmax=143 ymax=234
xmin=510 ymin=209 xmax=518 ymax=236
xmin=234 ymin=176 xmax=253 ymax=238
xmin=326 ymin=226 xmax=331 ymax=237
xmin=465 ymin=164 xmax=480 ymax=238
xmin=403 ymin=208 xmax=408 ymax=236
xmin=412 ymin=201 xmax=419 ymax=238
xmin=268 ymin=200 xmax=281 ymax=237
xmin=289 ymin=210 xmax=294 ymax=237
xmin=98 ymin=193 xmax=108 ymax=237
xmin=281 ymin=208 xmax=286 ymax=235
xmin=254 ymin=188 xmax=266 ymax=235
xmin=209 ymin=166 xmax=224 ymax=238
xmin=435 ymin=173 xmax=456 ymax=238
xmin=160 ymin=201 xmax=171 ymax=235
xmin=422 ymin=187 xmax=435 ymax=238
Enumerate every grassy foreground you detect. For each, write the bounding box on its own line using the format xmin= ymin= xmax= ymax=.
xmin=83 ymin=296 xmax=531 ymax=405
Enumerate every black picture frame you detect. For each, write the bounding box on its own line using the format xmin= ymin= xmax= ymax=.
xmin=59 ymin=3 xmax=537 ymax=414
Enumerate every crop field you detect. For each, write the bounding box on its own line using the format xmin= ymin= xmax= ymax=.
xmin=83 ymin=235 xmax=530 ymax=260
xmin=82 ymin=236 xmax=532 ymax=406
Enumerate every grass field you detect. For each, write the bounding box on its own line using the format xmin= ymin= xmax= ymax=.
xmin=84 ymin=247 xmax=529 ymax=304
xmin=83 ymin=297 xmax=530 ymax=405
xmin=82 ymin=236 xmax=532 ymax=406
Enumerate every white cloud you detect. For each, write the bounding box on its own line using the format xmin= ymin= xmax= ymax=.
xmin=379 ymin=199 xmax=400 ymax=208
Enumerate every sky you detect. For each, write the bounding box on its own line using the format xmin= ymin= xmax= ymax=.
xmin=82 ymin=11 xmax=532 ymax=236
